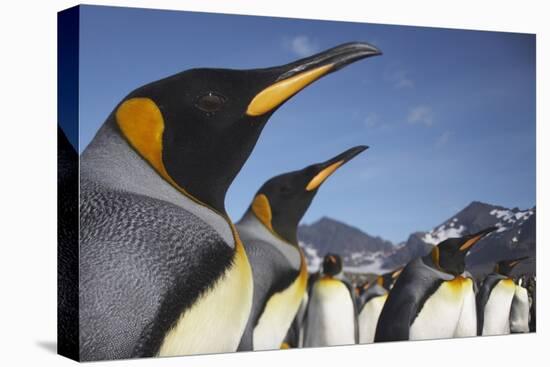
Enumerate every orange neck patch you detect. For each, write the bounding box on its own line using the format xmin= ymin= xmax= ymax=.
xmin=116 ymin=97 xmax=168 ymax=178
xmin=251 ymin=194 xmax=274 ymax=232
xmin=431 ymin=246 xmax=441 ymax=269
xmin=116 ymin=98 xmax=207 ymax=207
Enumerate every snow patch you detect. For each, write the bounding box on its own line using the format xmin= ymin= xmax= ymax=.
xmin=490 ymin=208 xmax=533 ymax=225
xmin=344 ymin=255 xmax=388 ymax=274
xmin=300 ymin=242 xmax=323 ymax=272
xmin=422 ymin=224 xmax=466 ymax=245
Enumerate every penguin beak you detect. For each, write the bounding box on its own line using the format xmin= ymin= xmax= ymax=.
xmin=246 ymin=42 xmax=381 ymax=116
xmin=305 ymin=145 xmax=368 ymax=191
xmin=508 ymin=256 xmax=529 ymax=268
xmin=392 ymin=269 xmax=403 ymax=279
xmin=459 ymin=226 xmax=498 ymax=252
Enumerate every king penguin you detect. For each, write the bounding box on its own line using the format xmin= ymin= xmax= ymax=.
xmin=357 ymin=268 xmax=402 ymax=344
xmin=303 ymin=253 xmax=359 ymax=347
xmin=78 ymin=42 xmax=381 ymax=361
xmin=375 ymin=227 xmax=497 ymax=342
xmin=237 ymin=146 xmax=368 ymax=351
xmin=476 ymin=256 xmax=530 ymax=335
xmin=510 ymin=277 xmax=531 ymax=333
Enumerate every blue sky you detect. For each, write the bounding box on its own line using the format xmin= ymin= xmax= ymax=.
xmin=73 ymin=5 xmax=536 ymax=243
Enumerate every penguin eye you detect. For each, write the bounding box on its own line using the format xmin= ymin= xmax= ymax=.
xmin=195 ymin=92 xmax=226 ymax=113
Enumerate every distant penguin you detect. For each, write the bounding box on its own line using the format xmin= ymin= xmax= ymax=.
xmin=476 ymin=256 xmax=529 ymax=335
xmin=282 ymin=272 xmax=321 ymax=348
xmin=304 ymin=254 xmax=359 ymax=347
xmin=79 ymin=42 xmax=381 ymax=361
xmin=237 ymin=146 xmax=367 ymax=351
xmin=357 ymin=268 xmax=402 ymax=343
xmin=510 ymin=277 xmax=530 ymax=333
xmin=375 ymin=227 xmax=497 ymax=342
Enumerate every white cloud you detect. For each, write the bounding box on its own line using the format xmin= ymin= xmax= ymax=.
xmin=286 ymin=35 xmax=319 ymax=57
xmin=435 ymin=131 xmax=452 ymax=147
xmin=363 ymin=112 xmax=393 ymax=132
xmin=396 ymin=76 xmax=414 ymax=89
xmin=385 ymin=68 xmax=414 ymax=89
xmin=364 ymin=112 xmax=379 ymax=128
xmin=407 ymin=105 xmax=434 ymax=126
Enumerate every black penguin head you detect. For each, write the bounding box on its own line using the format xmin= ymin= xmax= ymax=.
xmin=113 ymin=42 xmax=381 ymax=213
xmin=429 ymin=226 xmax=497 ymax=276
xmin=247 ymin=145 xmax=367 ymax=244
xmin=494 ymin=256 xmax=528 ymax=277
xmin=322 ymin=253 xmax=343 ymax=276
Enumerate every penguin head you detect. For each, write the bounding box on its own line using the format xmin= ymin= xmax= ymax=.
xmin=322 ymin=253 xmax=343 ymax=276
xmin=113 ymin=43 xmax=381 ymax=214
xmin=494 ymin=256 xmax=528 ymax=277
xmin=378 ymin=268 xmax=403 ymax=290
xmin=361 ymin=280 xmax=372 ymax=293
xmin=248 ymin=145 xmax=367 ymax=244
xmin=430 ymin=226 xmax=497 ymax=276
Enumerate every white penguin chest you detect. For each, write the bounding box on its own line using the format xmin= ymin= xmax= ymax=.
xmin=358 ymin=294 xmax=387 ymax=344
xmin=510 ymin=285 xmax=530 ymax=333
xmin=410 ymin=277 xmax=476 ymax=340
xmin=252 ymin=264 xmax=308 ymax=351
xmin=482 ymin=278 xmax=516 ymax=336
xmin=157 ymin=245 xmax=253 ymax=356
xmin=305 ymin=278 xmax=355 ymax=347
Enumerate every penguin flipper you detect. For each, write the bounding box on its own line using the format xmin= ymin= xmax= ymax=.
xmin=374 ymin=258 xmax=443 ymax=342
xmin=476 ymin=273 xmax=507 ymax=335
xmin=283 ymin=316 xmax=300 ymax=348
xmin=283 ymin=292 xmax=308 ymax=348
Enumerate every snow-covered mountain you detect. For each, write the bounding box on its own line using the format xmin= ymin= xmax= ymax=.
xmin=298 ymin=201 xmax=536 ymax=276
xmin=298 ymin=217 xmax=394 ymax=273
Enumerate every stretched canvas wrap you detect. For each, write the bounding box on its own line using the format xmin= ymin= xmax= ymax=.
xmin=57 ymin=4 xmax=536 ymax=362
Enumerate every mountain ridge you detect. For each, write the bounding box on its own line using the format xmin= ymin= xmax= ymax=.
xmin=297 ymin=200 xmax=535 ymax=276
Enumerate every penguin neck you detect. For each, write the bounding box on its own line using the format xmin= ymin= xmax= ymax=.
xmin=248 ymin=204 xmax=300 ymax=247
xmin=322 ymin=270 xmax=345 ymax=281
xmin=495 ymin=264 xmax=513 ymax=277
xmin=81 ymin=117 xmax=235 ymax=248
xmin=370 ymin=283 xmax=387 ymax=294
xmin=237 ymin=210 xmax=302 ymax=271
xmin=422 ymin=251 xmax=461 ymax=279
xmin=423 ymin=248 xmax=440 ymax=270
